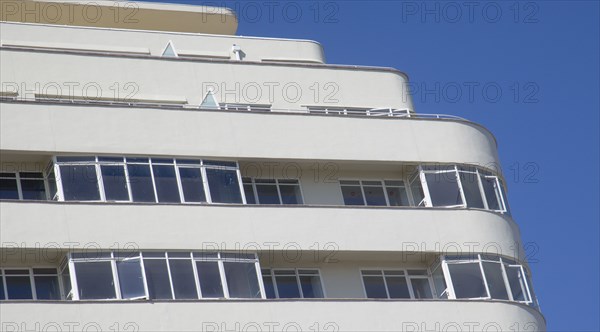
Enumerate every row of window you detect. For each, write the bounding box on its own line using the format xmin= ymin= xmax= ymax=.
xmin=1 ymin=252 xmax=536 ymax=308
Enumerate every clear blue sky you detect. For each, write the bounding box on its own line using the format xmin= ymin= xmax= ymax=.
xmin=147 ymin=1 xmax=599 ymax=330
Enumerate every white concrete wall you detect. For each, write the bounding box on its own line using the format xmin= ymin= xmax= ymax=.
xmin=0 ymin=300 xmax=546 ymax=331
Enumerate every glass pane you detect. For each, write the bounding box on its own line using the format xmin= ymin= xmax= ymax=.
xmin=459 ymin=171 xmax=485 ymax=208
xmin=274 ymin=275 xmax=301 ymax=298
xmin=59 ymin=165 xmax=100 ymax=201
xmin=196 ymin=261 xmax=224 ymax=298
xmin=299 ymin=275 xmax=324 ymax=298
xmin=425 ymin=172 xmax=463 ymax=206
xmin=262 ymin=274 xmax=276 ymax=299
xmin=75 ymin=262 xmax=116 ymax=300
xmin=127 ymin=164 xmax=156 ymax=203
xmin=506 ymin=266 xmax=528 ymax=302
xmin=410 ymin=278 xmax=433 ymax=299
xmin=0 ymin=178 xmax=19 ymax=199
xmin=179 ymin=168 xmax=206 ymax=203
xmin=482 ymin=262 xmax=509 ymax=300
xmin=386 ymin=186 xmax=410 ymax=206
xmin=386 ymin=276 xmax=411 ymax=299
xmin=341 ymin=185 xmax=364 ymax=205
xmin=20 ymin=179 xmax=47 ymax=200
xmin=35 ymin=276 xmax=61 ymax=300
xmin=243 ymin=184 xmax=256 ymax=204
xmin=447 ymin=263 xmax=487 ymax=299
xmin=169 ymin=260 xmax=198 ymax=299
xmin=206 ymin=169 xmax=242 ymax=203
xmin=5 ymin=276 xmax=33 ymax=299
xmin=363 ymin=185 xmax=387 ymax=206
xmin=279 ymin=185 xmax=303 ymax=204
xmin=152 ymin=165 xmax=181 ymax=203
xmin=410 ymin=177 xmax=425 ymax=206
xmin=481 ymin=176 xmax=502 ymax=210
xmin=224 ymin=262 xmax=261 ymax=298
xmin=143 ymin=259 xmax=172 ymax=299
xmin=362 ymin=275 xmax=387 ymax=299
xmin=255 ymin=184 xmax=280 ymax=204
xmin=101 ymin=165 xmax=129 ymax=201
xmin=117 ymin=259 xmax=145 ymax=299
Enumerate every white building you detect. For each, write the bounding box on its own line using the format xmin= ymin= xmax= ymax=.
xmin=0 ymin=0 xmax=545 ymax=331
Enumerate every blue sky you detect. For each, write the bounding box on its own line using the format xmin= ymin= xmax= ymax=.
xmin=146 ymin=1 xmax=599 ymax=330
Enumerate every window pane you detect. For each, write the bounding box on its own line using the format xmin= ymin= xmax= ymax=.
xmin=35 ymin=276 xmax=61 ymax=300
xmin=341 ymin=185 xmax=364 ymax=205
xmin=59 ymin=165 xmax=100 ymax=201
xmin=169 ymin=260 xmax=198 ymax=299
xmin=152 ymin=165 xmax=181 ymax=203
xmin=127 ymin=164 xmax=156 ymax=202
xmin=274 ymin=275 xmax=301 ymax=298
xmin=0 ymin=178 xmax=19 ymax=199
xmin=410 ymin=278 xmax=433 ymax=299
xmin=481 ymin=176 xmax=502 ymax=210
xmin=117 ymin=259 xmax=145 ymax=299
xmin=262 ymin=272 xmax=276 ymax=299
xmin=144 ymin=259 xmax=172 ymax=299
xmin=75 ymin=262 xmax=116 ymax=300
xmin=425 ymin=172 xmax=463 ymax=206
xmin=362 ymin=275 xmax=387 ymax=299
xmin=506 ymin=266 xmax=528 ymax=302
xmin=459 ymin=172 xmax=485 ymax=208
xmin=224 ymin=262 xmax=261 ymax=298
xmin=206 ymin=169 xmax=242 ymax=203
xmin=196 ymin=261 xmax=224 ymax=298
xmin=363 ymin=185 xmax=387 ymax=206
xmin=386 ymin=276 xmax=411 ymax=299
xmin=386 ymin=186 xmax=409 ymax=206
xmin=5 ymin=276 xmax=33 ymax=299
xmin=482 ymin=262 xmax=509 ymax=300
xmin=279 ymin=185 xmax=303 ymax=204
xmin=243 ymin=184 xmax=256 ymax=204
xmin=101 ymin=165 xmax=129 ymax=201
xmin=179 ymin=168 xmax=206 ymax=203
xmin=447 ymin=263 xmax=487 ymax=298
xmin=20 ymin=179 xmax=47 ymax=200
xmin=299 ymin=275 xmax=324 ymax=298
xmin=255 ymin=184 xmax=280 ymax=204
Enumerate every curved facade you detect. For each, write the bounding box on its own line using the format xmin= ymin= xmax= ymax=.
xmin=0 ymin=1 xmax=543 ymax=331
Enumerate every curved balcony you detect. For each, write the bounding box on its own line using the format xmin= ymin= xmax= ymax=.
xmin=0 ymin=299 xmax=546 ymax=331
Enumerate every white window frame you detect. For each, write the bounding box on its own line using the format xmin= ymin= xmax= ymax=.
xmin=359 ymin=268 xmax=434 ymax=300
xmin=262 ymin=268 xmax=325 ymax=299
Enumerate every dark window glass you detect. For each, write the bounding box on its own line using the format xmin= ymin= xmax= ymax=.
xmin=34 ymin=276 xmax=61 ymax=300
xmin=274 ymin=273 xmax=301 ymax=298
xmin=363 ymin=184 xmax=387 ymax=206
xmin=178 ymin=168 xmax=206 ymax=203
xmin=127 ymin=164 xmax=155 ymax=202
xmin=425 ymin=172 xmax=463 ymax=206
xmin=243 ymin=184 xmax=256 ymax=204
xmin=459 ymin=171 xmax=485 ymax=208
xmin=117 ymin=259 xmax=145 ymax=299
xmin=0 ymin=178 xmax=19 ymax=200
xmin=60 ymin=165 xmax=100 ymax=201
xmin=299 ymin=274 xmax=324 ymax=298
xmin=143 ymin=259 xmax=172 ymax=300
xmin=362 ymin=275 xmax=387 ymax=299
xmin=74 ymin=262 xmax=116 ymax=300
xmin=261 ymin=271 xmax=276 ymax=299
xmin=152 ymin=165 xmax=181 ymax=203
xmin=20 ymin=179 xmax=46 ymax=200
xmin=279 ymin=185 xmax=303 ymax=204
xmin=5 ymin=276 xmax=33 ymax=299
xmin=341 ymin=185 xmax=364 ymax=205
xmin=255 ymin=184 xmax=280 ymax=204
xmin=224 ymin=262 xmax=261 ymax=298
xmin=482 ymin=262 xmax=509 ymax=300
xmin=101 ymin=165 xmax=129 ymax=201
xmin=386 ymin=276 xmax=411 ymax=298
xmin=206 ymin=169 xmax=242 ymax=203
xmin=447 ymin=263 xmax=487 ymax=299
xmin=169 ymin=260 xmax=198 ymax=299
xmin=196 ymin=261 xmax=224 ymax=298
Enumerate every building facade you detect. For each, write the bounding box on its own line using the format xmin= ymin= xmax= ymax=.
xmin=0 ymin=0 xmax=545 ymax=331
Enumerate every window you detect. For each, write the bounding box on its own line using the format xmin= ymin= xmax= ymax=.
xmin=361 ymin=269 xmax=433 ymax=299
xmin=0 ymin=172 xmax=48 ymax=201
xmin=0 ymin=268 xmax=61 ymax=301
xmin=243 ymin=178 xmax=304 ymax=205
xmin=440 ymin=255 xmax=535 ymax=305
xmin=340 ymin=180 xmax=408 ymax=207
xmin=262 ymin=269 xmax=324 ymax=299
